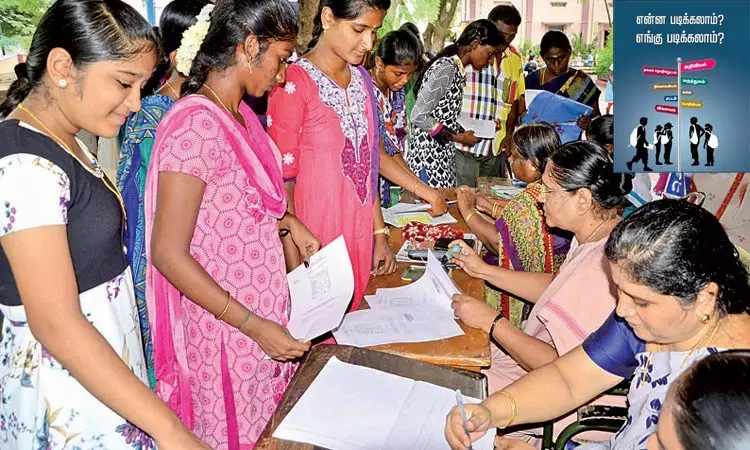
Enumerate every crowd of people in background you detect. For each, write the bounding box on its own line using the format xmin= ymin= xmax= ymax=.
xmin=0 ymin=0 xmax=747 ymax=449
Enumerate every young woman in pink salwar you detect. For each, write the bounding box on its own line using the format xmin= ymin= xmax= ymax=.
xmin=145 ymin=0 xmax=318 ymax=448
xmin=268 ymin=0 xmax=396 ymax=313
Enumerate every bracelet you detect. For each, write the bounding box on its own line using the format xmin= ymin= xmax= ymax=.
xmin=465 ymin=210 xmax=478 ymax=224
xmin=498 ymin=390 xmax=518 ymax=429
xmin=279 ymin=228 xmax=291 ymax=238
xmin=488 ymin=312 xmax=504 ymax=342
xmin=374 ymin=227 xmax=390 ymax=237
xmin=215 ymin=291 xmax=232 ymax=320
xmin=238 ymin=309 xmax=254 ymax=332
xmin=412 ymin=180 xmax=420 ymax=196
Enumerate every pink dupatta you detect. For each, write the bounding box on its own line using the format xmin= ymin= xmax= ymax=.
xmin=143 ymin=95 xmax=286 ymax=428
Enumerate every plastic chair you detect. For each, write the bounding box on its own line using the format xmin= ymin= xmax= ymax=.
xmin=540 ymin=379 xmax=630 ymax=450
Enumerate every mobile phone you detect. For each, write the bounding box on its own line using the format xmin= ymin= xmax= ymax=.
xmin=401 ymin=265 xmax=427 ymax=281
xmin=434 ymin=238 xmax=476 ymax=250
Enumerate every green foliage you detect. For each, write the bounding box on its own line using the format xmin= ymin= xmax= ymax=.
xmin=594 ymin=29 xmax=613 ymax=77
xmin=518 ymin=39 xmax=540 ymax=58
xmin=0 ymin=0 xmax=51 ymax=52
xmin=570 ymin=32 xmax=599 ymax=57
xmin=379 ymin=0 xmax=440 ymax=38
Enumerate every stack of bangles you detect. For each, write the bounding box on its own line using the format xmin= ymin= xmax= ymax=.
xmin=498 ymin=390 xmax=518 ymax=429
xmin=215 ymin=290 xmax=254 ymax=332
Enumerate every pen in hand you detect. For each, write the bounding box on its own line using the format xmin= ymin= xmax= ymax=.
xmin=455 ymin=389 xmax=474 ymax=450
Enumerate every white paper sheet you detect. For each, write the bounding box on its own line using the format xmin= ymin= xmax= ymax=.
xmin=273 ymin=357 xmax=495 ymax=450
xmin=287 ymin=236 xmax=354 ymax=341
xmin=332 ymin=307 xmax=463 ymax=347
xmin=457 ymin=113 xmax=496 ymax=139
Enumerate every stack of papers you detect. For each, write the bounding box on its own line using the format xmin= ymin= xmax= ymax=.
xmin=333 ymin=251 xmax=464 ymax=347
xmin=287 ymin=236 xmax=354 ymax=341
xmin=382 ymin=205 xmax=457 ymax=228
xmin=490 ymin=184 xmax=525 ymax=200
xmin=273 ymin=356 xmax=496 ymax=450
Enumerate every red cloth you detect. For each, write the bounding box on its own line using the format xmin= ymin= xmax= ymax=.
xmin=401 ymin=222 xmax=464 ymax=243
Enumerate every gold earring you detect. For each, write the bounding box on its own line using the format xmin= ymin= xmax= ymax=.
xmin=323 ymin=25 xmax=329 ymax=32
xmin=700 ymin=313 xmax=711 ymax=324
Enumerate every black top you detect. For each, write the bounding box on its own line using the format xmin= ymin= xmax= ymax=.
xmin=0 ymin=120 xmax=127 ymax=306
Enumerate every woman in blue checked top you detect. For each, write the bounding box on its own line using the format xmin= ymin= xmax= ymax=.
xmin=446 ymin=199 xmax=750 ymax=450
xmin=407 ymin=20 xmax=505 ymax=188
xmin=368 ymin=29 xmax=446 ymax=214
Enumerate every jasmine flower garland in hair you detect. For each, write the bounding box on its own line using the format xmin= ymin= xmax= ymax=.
xmin=175 ymin=4 xmax=214 ymax=76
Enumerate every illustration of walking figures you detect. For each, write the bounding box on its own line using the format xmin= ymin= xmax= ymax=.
xmin=704 ymin=123 xmax=718 ymax=166
xmin=653 ymin=124 xmax=664 ymax=165
xmin=627 ymin=117 xmax=653 ymax=171
xmin=662 ymin=122 xmax=673 ymax=165
xmin=689 ymin=116 xmax=705 ymax=166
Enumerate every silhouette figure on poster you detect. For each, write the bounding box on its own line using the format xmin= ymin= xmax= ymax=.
xmin=704 ymin=123 xmax=718 ymax=166
xmin=627 ymin=117 xmax=653 ymax=171
xmin=653 ymin=124 xmax=663 ymax=165
xmin=662 ymin=122 xmax=673 ymax=165
xmin=689 ymin=117 xmax=705 ymax=166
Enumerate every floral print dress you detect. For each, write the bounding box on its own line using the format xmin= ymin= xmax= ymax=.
xmin=0 ymin=121 xmax=152 ymax=449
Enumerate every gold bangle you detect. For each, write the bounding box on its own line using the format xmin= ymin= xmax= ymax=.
xmin=498 ymin=390 xmax=518 ymax=429
xmin=412 ymin=180 xmax=420 ymax=194
xmin=492 ymin=202 xmax=500 ymax=219
xmin=465 ymin=210 xmax=478 ymax=224
xmin=374 ymin=227 xmax=389 ymax=237
xmin=215 ymin=291 xmax=232 ymax=321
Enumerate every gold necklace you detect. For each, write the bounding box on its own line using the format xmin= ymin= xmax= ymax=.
xmin=16 ymin=104 xmax=127 ymax=223
xmin=203 ymin=84 xmax=232 ymax=115
xmin=641 ymin=317 xmax=723 ymax=383
xmin=164 ymin=80 xmax=179 ymax=99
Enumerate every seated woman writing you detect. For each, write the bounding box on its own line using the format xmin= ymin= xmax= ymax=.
xmin=446 ymin=199 xmax=750 ymax=450
xmin=455 ymin=123 xmax=571 ymax=328
xmin=449 ymin=141 xmax=632 ymax=445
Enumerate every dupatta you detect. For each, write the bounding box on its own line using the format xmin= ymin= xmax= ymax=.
xmin=144 ymin=94 xmax=286 ymax=427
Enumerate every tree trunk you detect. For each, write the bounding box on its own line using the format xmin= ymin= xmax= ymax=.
xmin=296 ymin=0 xmax=320 ymax=55
xmin=603 ymin=0 xmax=612 ymax=27
xmin=425 ymin=0 xmax=460 ymax=53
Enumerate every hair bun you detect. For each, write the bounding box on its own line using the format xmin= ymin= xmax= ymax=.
xmin=14 ymin=62 xmax=29 ymax=80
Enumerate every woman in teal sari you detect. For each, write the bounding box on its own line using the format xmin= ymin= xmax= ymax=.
xmin=116 ymin=0 xmax=211 ymax=389
xmin=525 ymin=30 xmax=601 ymax=130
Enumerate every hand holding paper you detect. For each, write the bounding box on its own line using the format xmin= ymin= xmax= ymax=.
xmin=286 ymin=236 xmax=354 ymax=341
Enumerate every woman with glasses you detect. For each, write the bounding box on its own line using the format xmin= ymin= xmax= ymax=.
xmin=448 ymin=141 xmax=632 ymax=445
xmin=525 ymin=31 xmax=601 ymax=130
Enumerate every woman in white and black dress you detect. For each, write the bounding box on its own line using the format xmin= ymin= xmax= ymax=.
xmin=662 ymin=122 xmax=673 ymax=165
xmin=407 ymin=20 xmax=504 ymax=188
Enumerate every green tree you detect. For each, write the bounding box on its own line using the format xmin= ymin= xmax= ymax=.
xmin=0 ymin=0 xmax=51 ymax=53
xmin=594 ymin=28 xmax=613 ymax=78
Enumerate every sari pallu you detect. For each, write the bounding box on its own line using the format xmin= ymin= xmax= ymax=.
xmin=525 ymin=68 xmax=601 ymax=108
xmin=484 ymin=182 xmax=571 ymax=328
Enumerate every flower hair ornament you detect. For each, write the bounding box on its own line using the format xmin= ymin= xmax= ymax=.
xmin=174 ymin=4 xmax=215 ymax=76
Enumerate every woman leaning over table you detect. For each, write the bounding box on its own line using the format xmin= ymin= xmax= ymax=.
xmin=268 ymin=0 xmax=397 ymax=312
xmin=407 ymin=20 xmax=506 ymax=189
xmin=368 ymin=29 xmax=447 ymax=214
xmin=446 ymin=199 xmax=750 ymax=450
xmin=116 ymin=0 xmax=212 ymax=391
xmin=449 ymin=141 xmax=632 ymax=445
xmin=456 ymin=123 xmax=571 ymax=328
xmin=146 ymin=0 xmax=316 ymax=447
xmin=0 ymin=0 xmax=207 ymax=447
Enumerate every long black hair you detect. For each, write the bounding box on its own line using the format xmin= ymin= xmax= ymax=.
xmin=0 ymin=0 xmax=156 ymax=118
xmin=307 ymin=0 xmax=391 ymax=52
xmin=511 ymin=123 xmax=560 ymax=174
xmin=548 ymin=140 xmax=633 ymax=210
xmin=672 ymin=350 xmax=750 ymax=450
xmin=605 ymin=199 xmax=750 ymax=315
xmin=414 ymin=19 xmax=504 ymax=95
xmin=142 ymin=0 xmax=212 ymax=96
xmin=371 ymin=29 xmax=421 ymax=68
xmin=181 ymin=0 xmax=298 ymax=96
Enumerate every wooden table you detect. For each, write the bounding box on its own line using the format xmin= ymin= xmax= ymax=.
xmin=361 ymin=190 xmax=491 ymax=371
